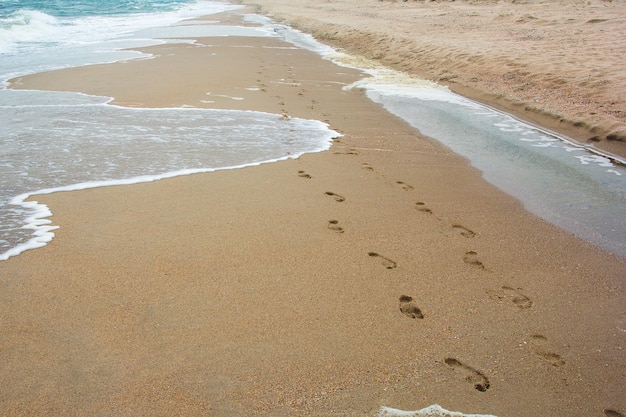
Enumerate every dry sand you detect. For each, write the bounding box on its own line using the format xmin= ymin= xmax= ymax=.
xmin=1 ymin=5 xmax=626 ymax=417
xmin=239 ymin=0 xmax=626 ymax=159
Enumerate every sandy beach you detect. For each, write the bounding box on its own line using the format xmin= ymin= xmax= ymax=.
xmin=1 ymin=3 xmax=625 ymax=417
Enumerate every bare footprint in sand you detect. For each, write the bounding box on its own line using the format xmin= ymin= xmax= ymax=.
xmin=334 ymin=148 xmax=359 ymax=156
xmin=463 ymin=250 xmax=486 ymax=270
xmin=298 ymin=170 xmax=311 ymax=179
xmin=444 ymin=357 xmax=491 ymax=392
xmin=502 ymin=286 xmax=533 ymax=309
xmin=414 ymin=202 xmax=432 ymax=214
xmin=396 ymin=181 xmax=414 ymax=191
xmin=327 ymin=220 xmax=344 ymax=234
xmin=325 ymin=191 xmax=345 ymax=202
xmin=530 ymin=334 xmax=565 ymax=367
xmin=399 ymin=295 xmax=424 ymax=319
xmin=452 ymin=224 xmax=476 ymax=238
xmin=368 ymin=252 xmax=397 ymax=269
xmin=604 ymin=410 xmax=625 ymax=417
xmin=487 ymin=286 xmax=533 ymax=309
xmin=361 ymin=162 xmax=375 ymax=171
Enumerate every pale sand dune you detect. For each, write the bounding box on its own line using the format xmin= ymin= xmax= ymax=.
xmin=2 ymin=6 xmax=625 ymax=417
xmin=239 ymin=0 xmax=626 ymax=158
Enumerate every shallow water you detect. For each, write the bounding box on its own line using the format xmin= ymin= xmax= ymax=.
xmin=331 ymin=62 xmax=626 ymax=257
xmin=268 ymin=41 xmax=626 ymax=257
xmin=0 ymin=89 xmax=338 ymax=260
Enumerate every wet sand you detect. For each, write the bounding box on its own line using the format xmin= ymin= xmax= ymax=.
xmin=2 ymin=6 xmax=626 ymax=417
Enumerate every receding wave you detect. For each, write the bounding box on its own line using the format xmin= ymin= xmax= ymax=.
xmin=0 ymin=90 xmax=340 ymax=261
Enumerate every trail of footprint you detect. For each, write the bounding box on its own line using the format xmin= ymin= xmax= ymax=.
xmin=361 ymin=162 xmax=375 ymax=171
xmin=297 ymin=170 xmax=311 ymax=179
xmin=399 ymin=295 xmax=423 ymax=319
xmin=604 ymin=409 xmax=625 ymax=417
xmin=368 ymin=252 xmax=397 ymax=270
xmin=530 ymin=334 xmax=565 ymax=367
xmin=325 ymin=191 xmax=345 ymax=202
xmin=396 ymin=181 xmax=414 ymax=191
xmin=414 ymin=202 xmax=432 ymax=214
xmin=327 ymin=220 xmax=344 ymax=234
xmin=452 ymin=224 xmax=476 ymax=238
xmin=444 ymin=357 xmax=491 ymax=392
xmin=463 ymin=250 xmax=486 ymax=270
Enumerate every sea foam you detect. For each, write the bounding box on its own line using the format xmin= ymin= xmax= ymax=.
xmin=0 ymin=9 xmax=60 ymax=53
xmin=379 ymin=405 xmax=497 ymax=417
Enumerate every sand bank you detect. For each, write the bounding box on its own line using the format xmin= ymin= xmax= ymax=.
xmin=239 ymin=0 xmax=626 ymax=159
xmin=2 ymin=7 xmax=625 ymax=417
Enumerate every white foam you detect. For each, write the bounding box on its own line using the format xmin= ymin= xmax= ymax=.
xmin=378 ymin=405 xmax=498 ymax=417
xmin=0 ymin=10 xmax=60 ymax=54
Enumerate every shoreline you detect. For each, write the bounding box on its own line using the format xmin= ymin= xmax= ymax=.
xmin=239 ymin=0 xmax=626 ymax=160
xmin=1 ymin=6 xmax=625 ymax=417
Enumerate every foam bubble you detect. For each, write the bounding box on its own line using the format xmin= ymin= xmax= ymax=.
xmin=379 ymin=405 xmax=498 ymax=417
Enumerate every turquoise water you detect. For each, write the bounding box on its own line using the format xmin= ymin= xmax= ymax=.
xmin=0 ymin=0 xmax=192 ymax=17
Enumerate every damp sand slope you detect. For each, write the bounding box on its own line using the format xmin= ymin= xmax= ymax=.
xmin=241 ymin=0 xmax=626 ymax=159
xmin=1 ymin=8 xmax=625 ymax=417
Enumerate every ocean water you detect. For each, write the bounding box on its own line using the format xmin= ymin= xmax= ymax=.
xmin=0 ymin=0 xmax=340 ymax=260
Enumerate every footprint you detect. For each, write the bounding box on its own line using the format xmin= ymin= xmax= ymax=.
xmin=399 ymin=295 xmax=424 ymax=319
xmin=361 ymin=162 xmax=375 ymax=171
xmin=463 ymin=250 xmax=486 ymax=270
xmin=325 ymin=191 xmax=345 ymax=202
xmin=297 ymin=170 xmax=311 ymax=179
xmin=530 ymin=334 xmax=565 ymax=367
xmin=327 ymin=220 xmax=344 ymax=234
xmin=334 ymin=147 xmax=359 ymax=155
xmin=487 ymin=286 xmax=533 ymax=309
xmin=414 ymin=202 xmax=432 ymax=214
xmin=396 ymin=181 xmax=414 ymax=191
xmin=502 ymin=286 xmax=533 ymax=309
xmin=452 ymin=224 xmax=476 ymax=238
xmin=368 ymin=252 xmax=397 ymax=269
xmin=604 ymin=410 xmax=625 ymax=417
xmin=444 ymin=357 xmax=491 ymax=392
